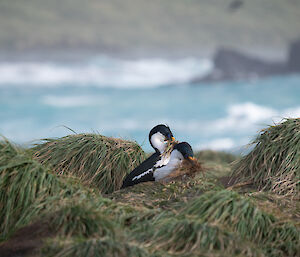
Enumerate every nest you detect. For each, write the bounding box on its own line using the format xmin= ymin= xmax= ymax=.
xmin=232 ymin=118 xmax=300 ymax=198
xmin=162 ymin=139 xmax=179 ymax=158
xmin=165 ymin=158 xmax=205 ymax=182
xmin=33 ymin=133 xmax=146 ymax=194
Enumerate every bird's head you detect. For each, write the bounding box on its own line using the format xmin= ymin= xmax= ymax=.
xmin=172 ymin=142 xmax=195 ymax=162
xmin=149 ymin=124 xmax=175 ymax=154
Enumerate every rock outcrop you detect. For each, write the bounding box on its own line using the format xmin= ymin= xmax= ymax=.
xmin=288 ymin=40 xmax=300 ymax=73
xmin=191 ymin=39 xmax=300 ymax=83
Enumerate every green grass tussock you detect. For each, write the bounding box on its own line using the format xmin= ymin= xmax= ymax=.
xmin=181 ymin=189 xmax=300 ymax=256
xmin=141 ymin=217 xmax=262 ymax=256
xmin=182 ymin=190 xmax=275 ymax=241
xmin=265 ymin=223 xmax=300 ymax=257
xmin=43 ymin=237 xmax=150 ymax=257
xmin=1 ymin=129 xmax=300 ymax=257
xmin=232 ymin=118 xmax=300 ymax=198
xmin=248 ymin=192 xmax=300 ymax=225
xmin=0 ymin=137 xmax=23 ymax=165
xmin=0 ymin=139 xmax=88 ymax=240
xmin=33 ymin=133 xmax=146 ymax=194
xmin=48 ymin=199 xmax=115 ymax=238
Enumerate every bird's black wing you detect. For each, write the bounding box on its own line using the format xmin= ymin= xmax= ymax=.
xmin=121 ymin=153 xmax=160 ymax=188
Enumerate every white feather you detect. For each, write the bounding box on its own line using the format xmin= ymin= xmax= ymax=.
xmin=132 ymin=168 xmax=152 ymax=181
xmin=153 ymin=149 xmax=183 ymax=181
xmin=150 ymin=132 xmax=167 ymax=154
xmin=155 ymin=154 xmax=171 ymax=168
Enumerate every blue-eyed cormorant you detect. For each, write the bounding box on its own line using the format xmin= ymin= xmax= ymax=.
xmin=122 ymin=140 xmax=195 ymax=188
xmin=121 ymin=124 xmax=175 ymax=188
xmin=153 ymin=142 xmax=195 ymax=182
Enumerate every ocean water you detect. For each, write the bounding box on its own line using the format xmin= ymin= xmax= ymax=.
xmin=0 ymin=56 xmax=300 ymax=153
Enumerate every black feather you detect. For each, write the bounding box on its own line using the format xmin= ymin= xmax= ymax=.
xmin=121 ymin=153 xmax=159 ymax=188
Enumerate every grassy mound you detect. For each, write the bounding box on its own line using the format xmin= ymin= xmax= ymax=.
xmin=0 ymin=139 xmax=89 ymax=240
xmin=47 ymin=199 xmax=115 ymax=238
xmin=1 ymin=135 xmax=300 ymax=257
xmin=232 ymin=118 xmax=300 ymax=197
xmin=181 ymin=190 xmax=300 ymax=256
xmin=182 ymin=190 xmax=275 ymax=241
xmin=33 ymin=133 xmax=146 ymax=194
xmin=137 ymin=217 xmax=261 ymax=256
xmin=42 ymin=237 xmax=150 ymax=257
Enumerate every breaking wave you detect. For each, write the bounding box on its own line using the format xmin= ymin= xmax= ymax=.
xmin=0 ymin=56 xmax=212 ymax=88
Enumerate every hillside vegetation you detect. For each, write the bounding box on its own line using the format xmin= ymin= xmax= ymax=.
xmin=0 ymin=0 xmax=300 ymax=56
xmin=0 ymin=119 xmax=299 ymax=256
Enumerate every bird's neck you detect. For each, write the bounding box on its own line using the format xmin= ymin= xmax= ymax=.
xmin=150 ymin=133 xmax=166 ymax=154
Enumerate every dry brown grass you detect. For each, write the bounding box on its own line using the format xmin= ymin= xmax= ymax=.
xmin=165 ymin=158 xmax=205 ymax=182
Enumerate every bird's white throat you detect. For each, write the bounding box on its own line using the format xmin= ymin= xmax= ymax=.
xmin=150 ymin=132 xmax=167 ymax=153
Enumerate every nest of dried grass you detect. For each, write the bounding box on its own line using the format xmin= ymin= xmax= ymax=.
xmin=33 ymin=133 xmax=146 ymax=194
xmin=232 ymin=118 xmax=300 ymax=198
xmin=165 ymin=158 xmax=205 ymax=182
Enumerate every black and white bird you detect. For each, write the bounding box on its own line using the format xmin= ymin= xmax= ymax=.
xmin=121 ymin=124 xmax=175 ymax=188
xmin=153 ymin=142 xmax=195 ymax=182
xmin=122 ymin=140 xmax=195 ymax=188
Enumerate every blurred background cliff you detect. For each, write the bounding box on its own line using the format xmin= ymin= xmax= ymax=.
xmin=1 ymin=0 xmax=299 ymax=58
xmin=0 ymin=0 xmax=300 ymax=152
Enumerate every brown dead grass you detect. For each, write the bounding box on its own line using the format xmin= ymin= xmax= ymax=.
xmin=165 ymin=158 xmax=205 ymax=182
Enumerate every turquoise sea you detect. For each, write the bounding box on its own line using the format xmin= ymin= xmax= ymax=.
xmin=0 ymin=56 xmax=300 ymax=152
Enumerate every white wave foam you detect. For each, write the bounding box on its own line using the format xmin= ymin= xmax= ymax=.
xmin=96 ymin=103 xmax=300 ymax=136
xmin=0 ymin=57 xmax=212 ymax=88
xmin=212 ymin=103 xmax=300 ymax=132
xmin=213 ymin=102 xmax=277 ymax=131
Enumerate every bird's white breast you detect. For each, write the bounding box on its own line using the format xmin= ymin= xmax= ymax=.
xmin=153 ymin=149 xmax=183 ymax=181
xmin=155 ymin=154 xmax=171 ymax=168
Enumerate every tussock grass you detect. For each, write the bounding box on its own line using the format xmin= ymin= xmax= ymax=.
xmin=139 ymin=217 xmax=262 ymax=257
xmin=182 ymin=190 xmax=275 ymax=241
xmin=249 ymin=192 xmax=300 ymax=225
xmin=111 ymin=176 xmax=223 ymax=213
xmin=0 ymin=139 xmax=86 ymax=240
xmin=43 ymin=237 xmax=150 ymax=257
xmin=232 ymin=118 xmax=300 ymax=197
xmin=33 ymin=133 xmax=146 ymax=194
xmin=0 ymin=137 xmax=22 ymax=164
xmin=1 ymin=135 xmax=300 ymax=257
xmin=48 ymin=199 xmax=115 ymax=238
xmin=266 ymin=223 xmax=300 ymax=257
xmin=181 ymin=190 xmax=300 ymax=256
xmin=101 ymin=201 xmax=158 ymax=229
